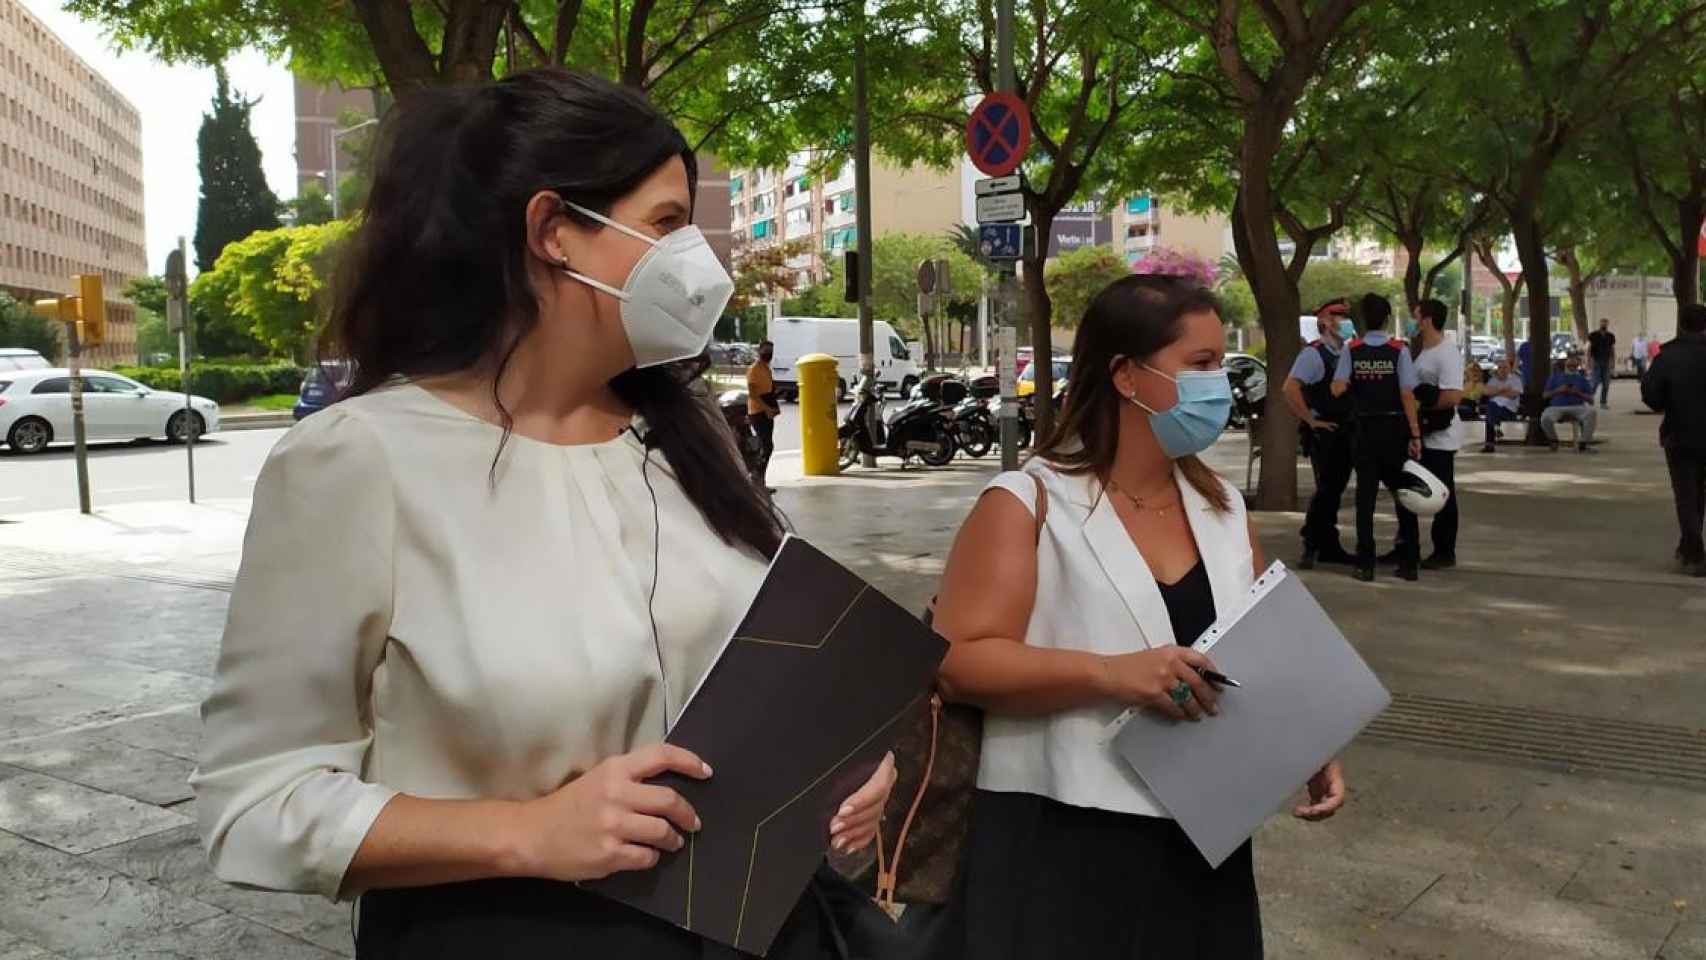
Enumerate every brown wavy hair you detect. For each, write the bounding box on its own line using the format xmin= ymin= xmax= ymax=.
xmin=1032 ymin=274 xmax=1232 ymax=512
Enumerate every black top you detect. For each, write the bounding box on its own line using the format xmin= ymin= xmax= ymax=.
xmin=1588 ymin=329 xmax=1617 ymax=362
xmin=1347 ymin=339 xmax=1405 ymax=417
xmin=1158 ymin=560 xmax=1216 ymax=648
xmin=1303 ymin=341 xmax=1354 ymax=423
xmin=1642 ymin=333 xmax=1706 ymax=452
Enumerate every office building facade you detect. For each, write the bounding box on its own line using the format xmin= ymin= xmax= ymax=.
xmin=0 ymin=0 xmax=146 ymax=366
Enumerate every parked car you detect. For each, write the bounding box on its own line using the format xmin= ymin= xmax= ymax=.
xmin=293 ymin=361 xmax=353 ymax=421
xmin=0 ymin=348 xmax=49 ymax=372
xmin=1 ymin=368 xmax=220 ymax=454
xmin=1551 ymin=332 xmax=1578 ymax=362
xmin=1016 ymin=358 xmax=1071 ymax=398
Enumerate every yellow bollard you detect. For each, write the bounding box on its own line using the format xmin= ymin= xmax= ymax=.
xmin=797 ymin=353 xmax=842 ymax=476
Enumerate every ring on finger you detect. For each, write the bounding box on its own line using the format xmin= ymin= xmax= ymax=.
xmin=1169 ymin=680 xmax=1193 ymax=706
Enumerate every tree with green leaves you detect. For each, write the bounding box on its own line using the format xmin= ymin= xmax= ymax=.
xmin=1431 ymin=0 xmax=1706 ymax=414
xmin=0 ymin=294 xmax=63 ymax=363
xmin=192 ymin=220 xmax=356 ymax=362
xmin=194 ymin=68 xmax=282 ymax=272
xmin=1617 ymin=60 xmax=1706 ymax=309
xmin=285 ymin=183 xmax=335 ymax=227
xmin=1045 ymin=245 xmax=1131 ymax=332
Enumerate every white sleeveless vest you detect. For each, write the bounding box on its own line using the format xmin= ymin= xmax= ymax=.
xmin=977 ymin=459 xmax=1255 ymax=818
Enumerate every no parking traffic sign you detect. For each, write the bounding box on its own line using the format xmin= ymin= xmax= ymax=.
xmin=965 ymin=92 xmax=1031 ymax=178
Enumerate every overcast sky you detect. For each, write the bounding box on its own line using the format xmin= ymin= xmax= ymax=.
xmin=21 ymin=0 xmax=298 ymax=275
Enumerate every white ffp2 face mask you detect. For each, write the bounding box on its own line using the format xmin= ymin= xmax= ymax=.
xmin=558 ymin=200 xmax=734 ymax=368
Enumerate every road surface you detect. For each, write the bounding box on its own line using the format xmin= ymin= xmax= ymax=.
xmin=1 ymin=404 xmax=831 ymax=516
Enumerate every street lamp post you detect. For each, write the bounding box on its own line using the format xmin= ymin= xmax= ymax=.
xmin=329 ymin=118 xmax=379 ymax=218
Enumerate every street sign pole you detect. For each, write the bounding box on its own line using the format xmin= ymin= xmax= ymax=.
xmin=988 ymin=0 xmax=1022 ymax=469
xmin=167 ymin=238 xmax=195 ymax=504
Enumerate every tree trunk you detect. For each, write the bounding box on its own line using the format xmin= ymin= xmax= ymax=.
xmin=1559 ymin=248 xmax=1592 ymax=341
xmin=1402 ymin=233 xmax=1425 ymax=309
xmin=1024 ymin=208 xmax=1057 ymax=442
xmin=1234 ymin=143 xmax=1302 ymax=511
xmin=1502 ymin=289 xmax=1520 ymax=360
xmin=1676 ymin=198 xmax=1704 ymax=310
xmin=1511 ymin=212 xmax=1554 ymax=444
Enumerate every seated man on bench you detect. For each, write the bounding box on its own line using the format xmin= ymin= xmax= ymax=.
xmin=1481 ymin=359 xmax=1523 ymax=453
xmin=1541 ymin=355 xmax=1599 ymax=454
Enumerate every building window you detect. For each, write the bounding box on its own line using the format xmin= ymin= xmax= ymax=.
xmin=729 ymin=176 xmax=743 ymax=196
xmin=837 ymin=192 xmax=855 ymax=213
xmin=784 ymin=181 xmax=796 ymax=198
xmin=753 ymin=220 xmax=771 ymax=240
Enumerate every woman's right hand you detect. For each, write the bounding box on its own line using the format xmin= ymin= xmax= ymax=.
xmin=1097 ymin=646 xmax=1221 ymax=721
xmin=515 ymin=743 xmax=711 ymax=882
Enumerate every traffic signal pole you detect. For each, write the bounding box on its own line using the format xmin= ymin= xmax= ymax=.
xmin=66 ymin=320 xmax=91 ymax=514
xmin=853 ymin=0 xmax=878 ymax=468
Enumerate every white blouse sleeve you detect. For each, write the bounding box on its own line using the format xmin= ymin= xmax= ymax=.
xmin=190 ymin=406 xmax=400 ymax=900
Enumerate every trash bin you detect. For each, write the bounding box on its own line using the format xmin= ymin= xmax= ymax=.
xmin=796 ymin=353 xmax=841 ymax=476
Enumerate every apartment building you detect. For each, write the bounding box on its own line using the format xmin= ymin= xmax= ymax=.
xmin=0 ymin=0 xmax=146 ymax=366
xmin=1110 ymin=195 xmax=1234 ymax=268
xmin=729 ymin=154 xmax=963 ymax=288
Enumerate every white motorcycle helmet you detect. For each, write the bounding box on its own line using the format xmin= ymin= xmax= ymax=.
xmin=1396 ymin=460 xmax=1450 ymax=516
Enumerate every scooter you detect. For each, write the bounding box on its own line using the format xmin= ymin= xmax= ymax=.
xmin=951 ymin=376 xmax=999 ymax=458
xmin=717 ymin=390 xmax=767 ymax=485
xmin=838 ymin=376 xmax=957 ymax=469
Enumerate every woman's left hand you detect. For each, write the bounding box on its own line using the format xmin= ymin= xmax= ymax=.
xmin=829 ymin=752 xmax=896 ymax=853
xmin=1294 ymin=759 xmax=1347 ymax=821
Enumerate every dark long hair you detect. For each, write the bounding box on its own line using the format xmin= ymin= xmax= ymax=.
xmin=322 ymin=68 xmax=782 ymax=556
xmin=1033 ymin=274 xmax=1232 ymax=512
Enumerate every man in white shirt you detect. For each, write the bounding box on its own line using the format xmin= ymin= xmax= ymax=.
xmin=1481 ymin=359 xmax=1524 ymax=453
xmin=1395 ymin=299 xmax=1464 ymax=569
xmin=1633 ymin=332 xmax=1650 ymax=379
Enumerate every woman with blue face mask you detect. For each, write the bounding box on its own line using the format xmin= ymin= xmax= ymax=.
xmin=930 ymin=275 xmax=1348 ymax=959
xmin=190 ymin=69 xmax=895 ymax=958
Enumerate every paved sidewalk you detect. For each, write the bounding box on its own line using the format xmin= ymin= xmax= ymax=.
xmin=0 ymin=380 xmax=1701 ymax=958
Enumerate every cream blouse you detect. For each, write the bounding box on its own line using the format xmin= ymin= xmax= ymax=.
xmin=190 ymin=382 xmax=769 ymax=900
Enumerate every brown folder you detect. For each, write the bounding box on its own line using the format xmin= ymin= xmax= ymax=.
xmin=586 ymin=535 xmax=949 ymax=955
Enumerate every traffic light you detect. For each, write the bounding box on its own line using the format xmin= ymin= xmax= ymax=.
xmin=843 ymin=251 xmax=860 ymax=304
xmin=76 ymin=273 xmax=105 ymax=347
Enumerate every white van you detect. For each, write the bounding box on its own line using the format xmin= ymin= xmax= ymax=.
xmin=767 ymin=316 xmax=922 ymax=401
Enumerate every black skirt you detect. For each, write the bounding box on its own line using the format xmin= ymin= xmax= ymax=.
xmin=354 ymin=867 xmax=845 ymax=960
xmin=959 ymin=789 xmax=1262 ymax=960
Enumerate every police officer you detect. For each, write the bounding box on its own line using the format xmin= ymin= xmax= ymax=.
xmin=1282 ymin=299 xmax=1358 ymax=568
xmin=1332 ymin=293 xmax=1425 ymax=582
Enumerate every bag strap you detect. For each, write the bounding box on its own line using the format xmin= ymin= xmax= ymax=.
xmin=872 ymin=470 xmax=1047 ymax=913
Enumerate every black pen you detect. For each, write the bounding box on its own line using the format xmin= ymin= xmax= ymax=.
xmin=1193 ymin=666 xmax=1242 ymax=688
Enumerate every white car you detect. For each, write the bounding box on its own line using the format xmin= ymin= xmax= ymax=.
xmin=0 ymin=368 xmax=221 ymax=454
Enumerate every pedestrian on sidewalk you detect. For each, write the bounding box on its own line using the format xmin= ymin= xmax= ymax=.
xmin=189 ymin=69 xmax=893 ymax=959
xmin=1281 ymin=299 xmax=1358 ymax=568
xmin=1633 ymin=332 xmax=1650 ymax=379
xmin=1332 ymin=293 xmax=1425 ymax=582
xmin=1641 ymin=304 xmax=1706 ymax=577
xmin=1481 ymin=359 xmax=1524 ymax=452
xmin=929 ymin=274 xmax=1346 ymax=960
xmin=1394 ymin=299 xmax=1463 ymax=570
xmin=1588 ymin=318 xmax=1617 ymax=409
xmin=1541 ymin=356 xmax=1600 ymax=453
xmin=746 ymin=340 xmax=779 ymax=489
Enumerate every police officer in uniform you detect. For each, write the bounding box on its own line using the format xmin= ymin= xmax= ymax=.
xmin=1332 ymin=293 xmax=1424 ymax=582
xmin=1282 ymin=300 xmax=1358 ymax=568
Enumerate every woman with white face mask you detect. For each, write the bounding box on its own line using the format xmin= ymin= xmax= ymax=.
xmin=930 ymin=275 xmax=1348 ymax=958
xmin=190 ymin=69 xmax=894 ymax=958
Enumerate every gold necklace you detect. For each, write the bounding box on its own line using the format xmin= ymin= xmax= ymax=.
xmin=1109 ymin=479 xmax=1181 ymax=517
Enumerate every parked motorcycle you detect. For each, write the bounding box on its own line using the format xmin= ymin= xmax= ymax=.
xmin=952 ymin=375 xmax=999 ymax=458
xmin=1227 ymin=364 xmax=1264 ymax=432
xmin=838 ymin=376 xmax=957 ymax=469
xmin=717 ymin=390 xmax=767 ymax=485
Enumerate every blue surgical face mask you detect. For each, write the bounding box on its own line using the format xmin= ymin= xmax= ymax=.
xmin=1337 ymin=320 xmax=1356 ymax=341
xmin=1404 ymin=319 xmax=1421 ymax=338
xmin=1127 ymin=364 xmax=1234 ymax=458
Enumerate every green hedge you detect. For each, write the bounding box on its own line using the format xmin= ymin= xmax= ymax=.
xmin=111 ymin=363 xmax=306 ymax=404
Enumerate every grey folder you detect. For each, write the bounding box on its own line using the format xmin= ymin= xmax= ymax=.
xmin=1110 ymin=562 xmax=1390 ymax=868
